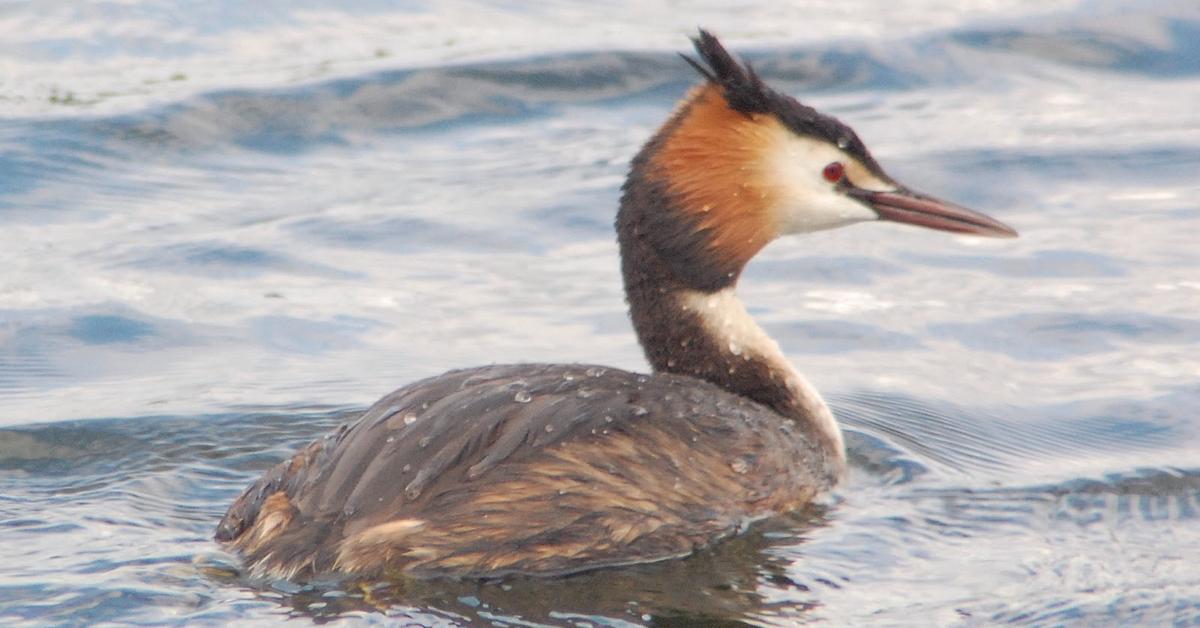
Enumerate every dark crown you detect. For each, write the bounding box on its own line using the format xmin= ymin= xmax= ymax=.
xmin=681 ymin=29 xmax=887 ymax=179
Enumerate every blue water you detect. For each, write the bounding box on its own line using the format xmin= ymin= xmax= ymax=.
xmin=2 ymin=0 xmax=1199 ymax=625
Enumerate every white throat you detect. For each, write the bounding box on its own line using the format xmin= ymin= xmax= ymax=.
xmin=677 ymin=287 xmax=846 ymax=466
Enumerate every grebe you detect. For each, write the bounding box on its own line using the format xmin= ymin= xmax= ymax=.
xmin=216 ymin=30 xmax=1017 ymax=580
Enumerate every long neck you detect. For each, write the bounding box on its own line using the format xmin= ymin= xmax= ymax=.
xmin=617 ymin=172 xmax=846 ymax=480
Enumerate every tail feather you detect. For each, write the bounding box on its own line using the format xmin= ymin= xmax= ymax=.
xmin=242 ymin=518 xmax=337 ymax=579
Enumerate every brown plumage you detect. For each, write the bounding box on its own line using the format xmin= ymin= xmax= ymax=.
xmin=218 ymin=365 xmax=827 ymax=579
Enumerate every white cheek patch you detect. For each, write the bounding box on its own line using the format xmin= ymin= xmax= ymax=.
xmin=765 ymin=134 xmax=893 ymax=235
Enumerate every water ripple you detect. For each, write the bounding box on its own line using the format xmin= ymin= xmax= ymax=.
xmin=1 ymin=1 xmax=1199 ymax=624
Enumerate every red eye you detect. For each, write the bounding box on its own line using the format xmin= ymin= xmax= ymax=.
xmin=822 ymin=162 xmax=845 ymax=183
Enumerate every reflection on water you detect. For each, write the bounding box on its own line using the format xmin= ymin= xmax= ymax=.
xmin=2 ymin=0 xmax=1199 ymax=625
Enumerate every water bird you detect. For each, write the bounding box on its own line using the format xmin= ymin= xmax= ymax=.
xmin=216 ymin=30 xmax=1017 ymax=580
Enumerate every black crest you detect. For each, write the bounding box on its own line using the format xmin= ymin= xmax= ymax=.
xmin=683 ymin=29 xmax=771 ymax=114
xmin=682 ymin=29 xmax=887 ymax=179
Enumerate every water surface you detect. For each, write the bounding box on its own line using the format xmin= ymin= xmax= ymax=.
xmin=1 ymin=0 xmax=1199 ymax=625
